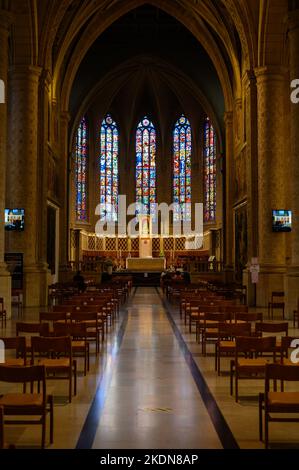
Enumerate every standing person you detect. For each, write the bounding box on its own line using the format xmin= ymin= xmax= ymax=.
xmin=73 ymin=270 xmax=86 ymax=292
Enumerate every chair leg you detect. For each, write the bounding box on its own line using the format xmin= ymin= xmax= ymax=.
xmin=69 ymin=374 xmax=72 ymax=403
xmin=264 ymin=412 xmax=269 ymax=449
xmin=49 ymin=395 xmax=54 ymax=444
xmin=230 ymin=360 xmax=234 ymax=395
xmin=258 ymin=393 xmax=263 ymax=441
xmin=84 ymin=349 xmax=87 ymax=376
xmin=41 ymin=412 xmax=46 ymax=448
xmin=235 ymin=369 xmax=238 ymax=402
xmin=74 ymin=360 xmax=77 ymax=396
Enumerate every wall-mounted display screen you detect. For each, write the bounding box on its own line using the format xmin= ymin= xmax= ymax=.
xmin=272 ymin=210 xmax=292 ymax=232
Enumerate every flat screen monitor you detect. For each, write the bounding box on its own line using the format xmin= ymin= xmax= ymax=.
xmin=272 ymin=210 xmax=292 ymax=232
xmin=4 ymin=209 xmax=25 ymax=231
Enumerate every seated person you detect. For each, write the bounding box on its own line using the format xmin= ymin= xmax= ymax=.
xmin=172 ymin=270 xmax=183 ymax=281
xmin=73 ymin=270 xmax=86 ymax=292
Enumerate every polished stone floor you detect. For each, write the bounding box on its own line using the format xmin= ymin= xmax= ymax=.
xmin=1 ymin=287 xmax=299 ymax=449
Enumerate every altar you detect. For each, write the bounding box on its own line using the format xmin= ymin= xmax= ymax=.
xmin=126 ymin=257 xmax=166 ymax=271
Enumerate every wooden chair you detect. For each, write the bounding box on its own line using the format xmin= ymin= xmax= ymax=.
xmin=16 ymin=322 xmax=50 ymax=353
xmin=52 ymin=305 xmax=74 ymax=314
xmin=215 ymin=322 xmax=251 ymax=375
xmin=201 ymin=312 xmax=228 ymax=355
xmin=259 ymin=363 xmax=299 ymax=448
xmin=71 ymin=311 xmax=103 ymax=354
xmin=31 ymin=336 xmax=77 ymax=403
xmin=0 ymin=365 xmax=54 ymax=448
xmin=0 ymin=298 xmax=7 ymax=328
xmin=0 ymin=337 xmax=27 ymax=366
xmin=268 ymin=291 xmax=285 ymax=320
xmin=53 ymin=322 xmax=89 ymax=375
xmin=230 ymin=336 xmax=277 ymax=402
xmin=11 ymin=289 xmax=23 ymax=318
xmin=39 ymin=311 xmax=69 ymax=331
xmin=255 ymin=322 xmax=289 ymax=351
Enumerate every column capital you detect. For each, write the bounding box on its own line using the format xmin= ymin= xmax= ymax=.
xmin=8 ymin=65 xmax=43 ymax=82
xmin=254 ymin=66 xmax=288 ymax=82
xmin=41 ymin=69 xmax=52 ymax=88
xmin=242 ymin=69 xmax=256 ymax=90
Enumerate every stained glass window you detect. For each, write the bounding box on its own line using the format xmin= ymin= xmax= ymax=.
xmin=136 ymin=116 xmax=156 ymax=216
xmin=100 ymin=114 xmax=119 ymax=221
xmin=173 ymin=115 xmax=192 ymax=222
xmin=75 ymin=116 xmax=88 ymax=221
xmin=204 ymin=116 xmax=217 ymax=222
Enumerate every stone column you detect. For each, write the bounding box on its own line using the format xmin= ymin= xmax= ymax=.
xmin=59 ymin=111 xmax=71 ymax=276
xmin=7 ymin=65 xmax=48 ymax=307
xmin=286 ymin=9 xmax=299 ymax=316
xmin=242 ymin=70 xmax=258 ymax=306
xmin=255 ymin=66 xmax=287 ymax=307
xmin=223 ymin=111 xmax=234 ymax=281
xmin=0 ymin=10 xmax=12 ymax=317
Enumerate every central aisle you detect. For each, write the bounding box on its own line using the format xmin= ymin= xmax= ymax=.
xmin=92 ymin=287 xmax=222 ymax=449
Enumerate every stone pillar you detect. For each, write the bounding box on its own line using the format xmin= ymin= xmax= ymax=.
xmin=255 ymin=67 xmax=287 ymax=307
xmin=242 ymin=70 xmax=258 ymax=306
xmin=286 ymin=10 xmax=299 ymax=316
xmin=7 ymin=65 xmax=48 ymax=307
xmin=223 ymin=111 xmax=234 ymax=282
xmin=59 ymin=111 xmax=71 ymax=276
xmin=0 ymin=10 xmax=12 ymax=317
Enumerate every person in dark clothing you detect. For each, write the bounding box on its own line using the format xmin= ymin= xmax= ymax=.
xmin=73 ymin=270 xmax=86 ymax=292
xmin=183 ymin=271 xmax=191 ymax=284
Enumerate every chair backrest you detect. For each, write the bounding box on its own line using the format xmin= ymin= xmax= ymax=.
xmin=204 ymin=312 xmax=227 ymax=323
xmin=0 ymin=298 xmax=4 ymax=313
xmin=0 ymin=336 xmax=26 ymax=358
xmin=218 ymin=322 xmax=251 ymax=338
xmin=0 ymin=364 xmax=46 ymax=385
xmin=74 ymin=305 xmax=102 ymax=313
xmin=31 ymin=336 xmax=72 ymax=357
xmin=40 ymin=311 xmax=68 ymax=323
xmin=256 ymin=322 xmax=288 ymax=336
xmin=53 ymin=322 xmax=86 ymax=338
xmin=53 ymin=305 xmax=74 ymax=313
xmin=221 ymin=305 xmax=248 ymax=314
xmin=271 ymin=291 xmax=285 ymax=302
xmin=234 ymin=312 xmax=263 ymax=323
xmin=16 ymin=322 xmax=49 ymax=336
xmin=236 ymin=335 xmax=276 ymax=354
xmin=265 ymin=363 xmax=299 ymax=389
xmin=70 ymin=311 xmax=98 ymax=323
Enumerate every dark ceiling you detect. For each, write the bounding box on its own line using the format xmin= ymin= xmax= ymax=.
xmin=70 ymin=4 xmax=225 ymax=134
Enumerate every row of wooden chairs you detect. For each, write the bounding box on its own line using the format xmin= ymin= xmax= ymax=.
xmin=215 ymin=322 xmax=289 ymax=374
xmin=1 ymin=335 xmax=77 ymax=403
xmin=0 ymin=280 xmax=131 ymax=448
